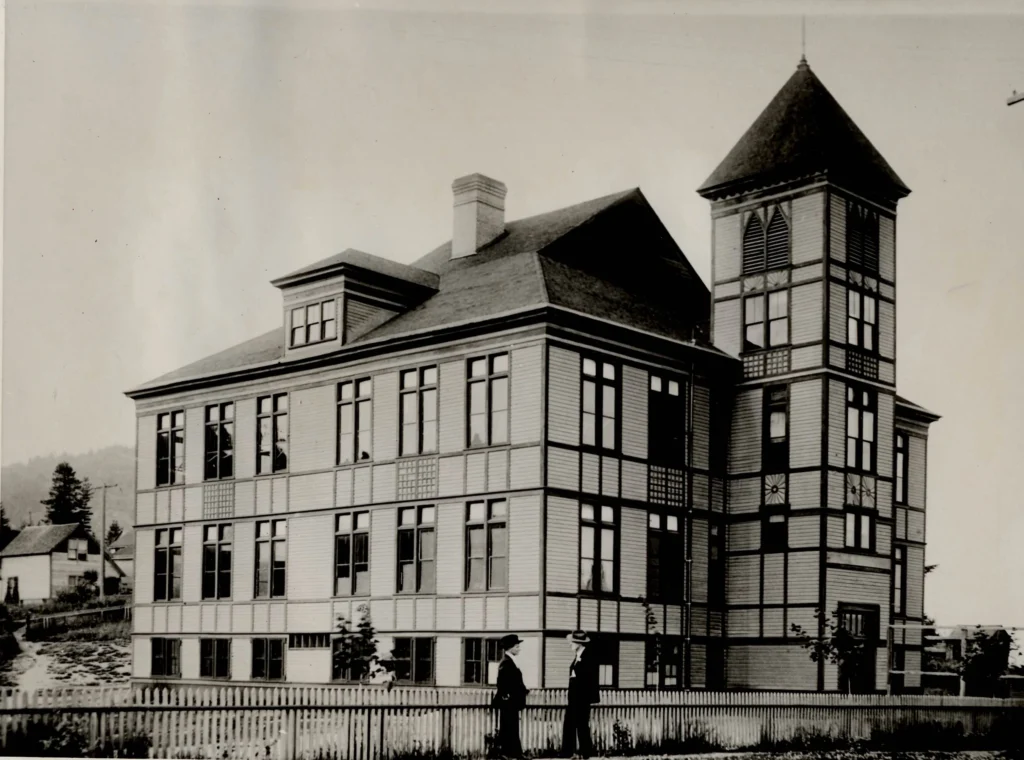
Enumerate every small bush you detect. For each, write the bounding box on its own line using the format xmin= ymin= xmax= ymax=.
xmin=0 ymin=714 xmax=151 ymax=758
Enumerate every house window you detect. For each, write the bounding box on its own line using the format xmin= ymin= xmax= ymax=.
xmin=895 ymin=433 xmax=908 ymax=504
xmin=763 ymin=386 xmax=788 ymax=473
xmin=392 ymin=637 xmax=434 ymax=685
xmin=645 ymin=638 xmax=682 ymax=689
xmin=153 ymin=527 xmax=183 ymax=601
xmin=334 ymin=511 xmax=370 ymax=596
xmin=338 ymin=379 xmax=372 ymax=464
xmin=648 ymin=375 xmax=686 ymax=467
xmin=400 ymin=367 xmax=438 ymax=456
xmin=289 ymin=299 xmax=337 ymax=347
xmin=397 ymin=506 xmax=435 ymax=593
xmin=254 ymin=519 xmax=286 ymax=598
xmin=251 ymin=638 xmax=285 ymax=680
xmin=845 ymin=509 xmax=875 ymax=551
xmin=592 ymin=637 xmax=618 ymax=688
xmin=846 ymin=203 xmax=880 ymax=274
xmin=709 ymin=523 xmax=725 ymax=605
xmin=465 ymin=500 xmax=507 ymax=592
xmin=463 ymin=637 xmax=503 ymax=685
xmin=582 ymin=359 xmax=617 ymax=451
xmin=257 ymin=394 xmax=289 ymax=474
xmin=846 ymin=387 xmax=877 ymax=473
xmin=201 ymin=524 xmax=232 ymax=600
xmin=5 ymin=578 xmax=18 ymax=605
xmin=151 ymin=637 xmax=181 ymax=678
xmin=200 ymin=639 xmax=231 ymax=679
xmin=893 ymin=547 xmax=906 ymax=616
xmin=204 ymin=402 xmax=234 ymax=480
xmin=762 ymin=512 xmax=788 ymax=552
xmin=290 ymin=633 xmax=330 ymax=649
xmin=156 ymin=411 xmax=185 ymax=487
xmin=646 ymin=513 xmax=682 ymax=603
xmin=744 ymin=291 xmax=789 ymax=351
xmin=467 ymin=353 xmax=509 ymax=448
xmin=848 ymin=290 xmax=878 ymax=353
xmin=66 ymin=538 xmax=88 ymax=561
xmin=67 ymin=575 xmax=84 ymax=587
xmin=580 ymin=504 xmax=616 ymax=594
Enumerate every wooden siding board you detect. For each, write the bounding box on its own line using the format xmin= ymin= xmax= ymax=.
xmin=620 ymin=365 xmax=648 ymax=459
xmin=619 ymin=507 xmax=646 ymax=599
xmin=511 ymin=345 xmax=543 ymax=445
xmin=233 ymin=520 xmax=255 ymax=602
xmin=439 ymin=361 xmax=465 ymax=454
xmin=714 ymin=213 xmax=741 ymax=282
xmin=907 ymin=510 xmax=925 ymax=542
xmin=829 ymin=281 xmax=847 ymax=344
xmin=488 ymin=450 xmax=509 ymax=493
xmin=729 ymin=391 xmax=761 ymax=475
xmin=581 ymin=453 xmax=600 ymax=495
xmin=509 ymin=446 xmax=541 ymax=490
xmin=727 ymin=644 xmax=817 ymax=690
xmin=828 ymin=380 xmax=847 ymax=469
xmin=290 ymin=385 xmax=335 ymax=472
xmin=728 ymin=608 xmax=759 ymax=637
xmin=547 ymin=448 xmax=579 ymax=492
xmin=879 ymin=301 xmax=896 ymax=361
xmin=438 ymin=456 xmax=465 ymax=498
xmin=691 ymin=518 xmax=708 ymax=604
xmin=729 ymin=477 xmax=761 ymax=514
xmin=621 ymin=461 xmax=647 ymax=502
xmin=789 ymin=471 xmax=820 ymax=509
xmin=790 ymin=345 xmax=820 ymax=371
xmin=373 ymin=372 xmax=400 ymax=462
xmin=372 ymin=463 xmax=397 ymax=504
xmin=185 ymin=407 xmax=204 ymax=485
xmin=182 ymin=525 xmax=202 ymax=602
xmin=713 ymin=299 xmax=741 ymax=358
xmin=792 ymin=192 xmax=825 ymax=265
xmin=134 ymin=530 xmax=155 ymax=605
xmin=435 ymin=503 xmax=464 ymax=591
xmin=137 ymin=493 xmax=155 ymax=526
xmin=907 ymin=546 xmax=925 ymax=618
xmin=509 ymin=495 xmax=542 ymax=593
xmin=729 ymin=521 xmax=760 ymax=553
xmin=465 ymin=452 xmax=487 ymax=494
xmin=877 ymin=394 xmax=895 ymax=481
xmin=789 ymin=516 xmax=819 ymax=549
xmin=508 ymin=596 xmax=539 ymax=629
xmin=335 ymin=469 xmax=353 ymax=507
xmin=545 ymin=596 xmax=576 ymax=630
xmin=880 ymin=215 xmax=896 ymax=282
xmin=618 ymin=640 xmax=645 ymax=688
xmin=434 ymin=636 xmax=461 ymax=687
xmin=547 ymin=347 xmax=580 ymax=446
xmin=909 ymin=436 xmax=927 ymax=509
xmin=829 ymin=194 xmax=846 ymax=263
xmin=287 ymin=514 xmax=334 ymax=600
xmin=727 ymin=555 xmax=760 ymax=605
xmin=370 ymin=508 xmax=397 ymax=597
xmin=790 ymin=379 xmax=822 ymax=469
xmin=288 ymin=472 xmax=332 ymax=513
xmin=234 ymin=398 xmax=256 ymax=479
xmin=546 ymin=497 xmax=579 ymax=594
xmin=791 ymin=283 xmax=824 ymax=345
xmin=693 ymin=385 xmax=711 ymax=471
xmin=787 ymin=551 xmax=819 ymax=603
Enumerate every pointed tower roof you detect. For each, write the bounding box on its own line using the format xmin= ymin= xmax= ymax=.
xmin=698 ymin=60 xmax=910 ymax=201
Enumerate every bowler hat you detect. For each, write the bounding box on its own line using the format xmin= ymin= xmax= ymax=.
xmin=499 ymin=633 xmax=523 ymax=650
xmin=566 ymin=630 xmax=590 ymax=645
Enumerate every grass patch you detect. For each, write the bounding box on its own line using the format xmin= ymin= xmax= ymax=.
xmin=44 ymin=619 xmax=130 ymax=643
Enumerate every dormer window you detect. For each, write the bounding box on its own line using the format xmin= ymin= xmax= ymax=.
xmin=289 ymin=299 xmax=337 ymax=347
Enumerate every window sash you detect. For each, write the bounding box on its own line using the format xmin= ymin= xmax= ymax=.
xmin=257 ymin=396 xmax=289 ymax=474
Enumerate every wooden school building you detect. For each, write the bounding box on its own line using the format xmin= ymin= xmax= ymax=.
xmin=125 ymin=60 xmax=937 ymax=693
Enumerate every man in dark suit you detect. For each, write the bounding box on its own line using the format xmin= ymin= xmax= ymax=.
xmin=494 ymin=633 xmax=529 ymax=759
xmin=562 ymin=630 xmax=599 ymax=759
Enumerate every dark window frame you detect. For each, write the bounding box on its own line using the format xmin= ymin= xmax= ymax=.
xmin=337 ymin=379 xmax=373 ymax=465
xmin=251 ymin=637 xmax=286 ymax=681
xmin=762 ymin=385 xmax=789 ymax=473
xmin=397 ymin=506 xmax=436 ymax=594
xmin=648 ymin=374 xmax=687 ymax=468
xmin=391 ymin=637 xmax=435 ymax=685
xmin=156 ymin=410 xmax=185 ymax=487
xmin=462 ymin=637 xmax=503 ymax=686
xmin=399 ymin=366 xmax=439 ymax=457
xmin=467 ymin=353 xmax=510 ymax=448
xmin=895 ymin=432 xmax=909 ymax=505
xmin=153 ymin=527 xmax=183 ymax=602
xmin=709 ymin=522 xmax=725 ymax=605
xmin=204 ymin=402 xmax=235 ymax=481
xmin=151 ymin=637 xmax=181 ymax=678
xmin=580 ymin=503 xmax=617 ymax=595
xmin=334 ymin=511 xmax=370 ymax=597
xmin=743 ymin=289 xmax=789 ymax=352
xmin=289 ymin=298 xmax=338 ymax=348
xmin=847 ymin=289 xmax=879 ymax=355
xmin=465 ymin=499 xmax=508 ymax=592
xmin=645 ymin=636 xmax=683 ymax=690
xmin=254 ymin=519 xmax=287 ymax=599
xmin=201 ymin=523 xmax=233 ymax=600
xmin=846 ymin=386 xmax=877 ymax=474
xmin=581 ymin=357 xmax=619 ymax=452
xmin=844 ymin=508 xmax=876 ymax=552
xmin=257 ymin=394 xmax=289 ymax=475
xmin=200 ymin=638 xmax=232 ymax=679
xmin=893 ymin=546 xmax=907 ymax=616
xmin=646 ymin=511 xmax=682 ymax=603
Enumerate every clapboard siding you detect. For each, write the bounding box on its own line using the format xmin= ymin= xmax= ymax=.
xmin=185 ymin=407 xmax=204 ymax=485
xmin=763 ymin=606 xmax=784 ymax=636
xmin=509 ymin=447 xmax=541 ymax=490
xmin=788 ymin=516 xmax=819 ymax=549
xmin=790 ymin=379 xmax=822 ymax=469
xmin=729 ymin=477 xmax=760 ymax=514
xmin=729 ymin=521 xmax=760 ymax=552
xmin=877 ymin=524 xmax=892 ymax=557
xmin=370 ymin=508 xmax=397 ymax=597
xmin=286 ymin=514 xmax=333 ymax=600
xmin=510 ymin=495 xmax=541 ymax=593
xmin=789 ymin=471 xmax=819 ymax=509
xmin=880 ymin=215 xmax=895 ymax=282
xmin=907 ymin=546 xmax=924 ymax=618
xmin=290 ymin=385 xmax=335 ymax=472
xmin=693 ymin=385 xmax=711 ymax=471
xmin=438 ymin=361 xmax=465 ymax=454
xmin=547 ymin=448 xmax=579 ymax=491
xmin=547 ymin=347 xmax=580 ymax=446
xmin=619 ymin=507 xmax=646 ymax=599
xmin=826 ymin=516 xmax=845 ymax=548
xmin=828 ymin=380 xmax=847 ymax=468
xmin=232 ymin=521 xmax=255 ymax=602
xmin=182 ymin=525 xmax=202 ymax=602
xmin=620 ymin=365 xmax=648 ymax=459
xmin=729 ymin=390 xmax=761 ymax=474
xmin=135 ymin=530 xmax=155 ymax=604
xmin=908 ymin=436 xmax=927 ymax=509
xmin=826 ymin=568 xmax=890 ymax=620
xmin=713 ymin=299 xmax=742 ymax=358
xmin=621 ymin=460 xmax=647 ymax=501
xmin=879 ymin=301 xmax=895 ymax=361
xmin=691 ymin=520 xmax=708 ymax=604
xmin=373 ymin=372 xmax=399 ymax=462
xmin=511 ymin=345 xmax=543 ymax=445
xmin=546 ymin=497 xmax=579 ymax=594
xmin=727 ymin=555 xmax=760 ymax=605
xmin=877 ymin=394 xmax=895 ymax=479
xmin=435 ymin=502 xmax=463 ymax=596
xmin=829 ymin=282 xmax=847 ymax=343
xmin=714 ymin=213 xmax=741 ymax=282
xmin=231 ymin=637 xmax=252 ymax=682
xmin=791 ymin=283 xmax=823 ymax=344
xmin=619 ymin=640 xmax=645 ymax=689
xmin=790 ymin=345 xmax=819 ymax=372
xmin=288 ymin=472 xmax=332 ymax=513
xmin=581 ymin=454 xmax=600 ymax=495
xmin=133 ymin=638 xmax=151 ymax=679
xmin=434 ymin=636 xmax=461 ymax=687
xmin=137 ymin=493 xmax=155 ymax=526
xmin=791 ymin=192 xmax=824 ymax=265
xmin=728 ymin=608 xmax=759 ymax=637
xmin=829 ymin=193 xmax=846 ymax=263
xmin=727 ymin=645 xmax=817 ymax=690
xmin=234 ymin=398 xmax=257 ymax=479
xmin=787 ymin=552 xmax=819 ymax=603
xmin=907 ymin=510 xmax=925 ymax=542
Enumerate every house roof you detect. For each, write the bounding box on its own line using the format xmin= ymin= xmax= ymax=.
xmin=1 ymin=524 xmax=79 ymax=557
xmin=271 ymin=248 xmax=440 ymax=290
xmin=698 ymin=60 xmax=910 ymax=201
xmin=896 ymin=394 xmax=940 ymax=423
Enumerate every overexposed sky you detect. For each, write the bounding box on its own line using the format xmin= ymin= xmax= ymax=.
xmin=3 ymin=0 xmax=1023 ymax=628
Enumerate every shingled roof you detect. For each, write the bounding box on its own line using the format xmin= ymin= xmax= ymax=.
xmin=0 ymin=524 xmax=79 ymax=557
xmin=698 ymin=60 xmax=910 ymax=201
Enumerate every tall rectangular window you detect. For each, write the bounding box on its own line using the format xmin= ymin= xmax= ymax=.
xmin=153 ymin=527 xmax=182 ymax=601
xmin=151 ymin=637 xmax=181 ymax=678
xmin=204 ymin=403 xmax=234 ymax=480
xmin=645 ymin=638 xmax=682 ymax=689
xmin=763 ymin=386 xmax=788 ymax=472
xmin=392 ymin=637 xmax=434 ymax=685
xmin=846 ymin=386 xmax=876 ymax=473
xmin=895 ymin=433 xmax=908 ymax=504
xmin=334 ymin=511 xmax=370 ymax=596
xmin=400 ymin=367 xmax=438 ymax=456
xmin=709 ymin=523 xmax=725 ymax=605
xmin=200 ymin=639 xmax=231 ymax=679
xmin=580 ymin=504 xmax=616 ymax=594
xmin=463 ymin=637 xmax=503 ymax=685
xmin=762 ymin=512 xmax=788 ymax=552
xmin=848 ymin=290 xmax=878 ymax=353
xmin=467 ymin=353 xmax=509 ymax=447
xmin=845 ymin=509 xmax=875 ymax=551
xmin=646 ymin=513 xmax=682 ymax=603
xmin=251 ymin=638 xmax=285 ymax=680
xmin=397 ymin=506 xmax=435 ymax=593
xmin=743 ymin=291 xmax=789 ymax=352
xmin=465 ymin=500 xmax=507 ymax=592
xmin=582 ymin=359 xmax=617 ymax=451
xmin=201 ymin=523 xmax=232 ymax=600
xmin=338 ymin=379 xmax=373 ymax=464
xmin=254 ymin=519 xmax=287 ymax=598
xmin=289 ymin=299 xmax=337 ymax=347
xmin=66 ymin=538 xmax=88 ymax=561
xmin=156 ymin=411 xmax=185 ymax=487
xmin=257 ymin=394 xmax=289 ymax=474
xmin=648 ymin=375 xmax=686 ymax=467
xmin=893 ymin=546 xmax=906 ymax=615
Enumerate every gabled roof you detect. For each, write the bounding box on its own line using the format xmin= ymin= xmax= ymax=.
xmin=1 ymin=523 xmax=79 ymax=558
xmin=896 ymin=394 xmax=940 ymax=423
xmin=698 ymin=60 xmax=910 ymax=201
xmin=271 ymin=248 xmax=439 ymax=290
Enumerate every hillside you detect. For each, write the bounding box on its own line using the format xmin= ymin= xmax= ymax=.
xmin=1 ymin=446 xmax=135 ymax=539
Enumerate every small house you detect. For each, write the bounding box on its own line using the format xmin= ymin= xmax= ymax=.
xmin=108 ymin=537 xmax=135 ymax=588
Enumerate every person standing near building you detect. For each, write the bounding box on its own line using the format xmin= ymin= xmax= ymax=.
xmin=493 ymin=633 xmax=529 ymax=759
xmin=562 ymin=630 xmax=599 ymax=759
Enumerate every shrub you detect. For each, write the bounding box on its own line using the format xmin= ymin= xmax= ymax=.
xmin=0 ymin=715 xmax=151 ymax=758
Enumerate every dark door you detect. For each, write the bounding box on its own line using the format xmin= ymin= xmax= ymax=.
xmin=838 ymin=605 xmax=879 ymax=693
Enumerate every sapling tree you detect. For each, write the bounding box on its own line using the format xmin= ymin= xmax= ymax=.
xmin=790 ymin=607 xmax=866 ymax=694
xmin=332 ymin=603 xmax=383 ymax=683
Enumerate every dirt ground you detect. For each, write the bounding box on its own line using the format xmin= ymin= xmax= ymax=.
xmin=0 ymin=626 xmax=131 ymax=689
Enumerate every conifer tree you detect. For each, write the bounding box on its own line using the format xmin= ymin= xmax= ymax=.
xmin=41 ymin=462 xmax=93 ymax=526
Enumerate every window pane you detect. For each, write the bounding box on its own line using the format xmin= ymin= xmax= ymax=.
xmin=848 ymin=317 xmax=860 ymax=346
xmin=489 ymin=554 xmax=507 ymax=589
xmin=863 ymin=412 xmax=875 ymax=441
xmin=770 ymin=410 xmax=787 ymax=440
xmin=420 ymin=506 xmax=435 ymax=524
xmin=580 ymin=559 xmax=594 ymax=591
xmin=649 ymin=513 xmax=661 ymax=529
xmin=745 ymin=324 xmax=765 ymax=349
xmin=666 ymin=515 xmax=678 ymax=532
xmin=337 ymin=514 xmax=353 ymax=533
xmin=847 ymin=408 xmax=859 ymax=437
xmin=421 ymin=367 xmax=437 ymax=386
xmin=582 ymin=382 xmax=596 ymax=413
xmin=491 ymin=409 xmax=508 ymax=445
xmin=491 ymin=354 xmax=508 ymax=374
xmin=490 ymin=501 xmax=507 ymax=519
xmin=602 ymin=417 xmax=616 ymax=449
xmin=581 ymin=526 xmax=595 ymax=559
xmin=600 ymin=528 xmax=614 ymax=560
xmin=864 ymin=296 xmax=877 ymax=324
xmin=861 ymin=515 xmax=871 ymax=548
xmin=582 ymin=358 xmax=597 ymax=376
xmin=491 ymin=377 xmax=508 ymax=411
xmin=469 ymin=381 xmax=486 ymax=414
xmin=399 ymin=508 xmax=416 ymax=527
xmin=468 ymin=502 xmax=485 ymax=521
xmin=581 ymin=504 xmax=595 ymax=521
xmin=469 ymin=359 xmax=487 ymax=378
xmin=668 ymin=380 xmax=680 ymax=396
xmin=845 ymin=513 xmax=857 ymax=546
xmin=308 ymin=302 xmax=321 ymax=325
xmin=468 ymin=557 xmax=485 ymax=590
xmin=602 ymin=363 xmax=615 ymax=380
xmin=650 ymin=376 xmax=662 ymax=392
xmin=769 ymin=318 xmax=788 ymax=346
xmin=745 ymin=296 xmax=764 ymax=323
xmin=848 ymin=292 xmax=860 ymax=318
xmin=768 ymin=291 xmax=788 ymax=318
xmin=401 ymin=370 xmax=417 ymax=390
xmin=603 ymin=386 xmax=616 ymax=416
xmin=340 ymin=382 xmax=354 ymax=401
xmin=601 ymin=506 xmax=614 ymax=523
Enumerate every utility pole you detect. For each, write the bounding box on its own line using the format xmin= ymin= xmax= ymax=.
xmin=1009 ymin=90 xmax=1024 ymax=107
xmin=96 ymin=483 xmax=118 ymax=601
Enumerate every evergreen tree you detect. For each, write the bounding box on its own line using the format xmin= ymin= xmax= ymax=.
xmin=0 ymin=504 xmax=17 ymax=552
xmin=41 ymin=462 xmax=93 ymax=526
xmin=332 ymin=603 xmax=381 ymax=683
xmin=106 ymin=520 xmax=123 ymax=547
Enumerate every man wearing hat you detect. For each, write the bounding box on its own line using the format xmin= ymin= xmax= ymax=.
xmin=562 ymin=630 xmax=599 ymax=759
xmin=493 ymin=633 xmax=529 ymax=758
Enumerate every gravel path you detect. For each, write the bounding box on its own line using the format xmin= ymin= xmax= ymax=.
xmin=2 ymin=627 xmax=130 ymax=689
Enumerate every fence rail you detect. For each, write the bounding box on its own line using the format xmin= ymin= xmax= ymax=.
xmin=23 ymin=603 xmax=132 ymax=635
xmin=0 ymin=685 xmax=1021 ymax=759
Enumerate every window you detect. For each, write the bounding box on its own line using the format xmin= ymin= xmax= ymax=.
xmin=648 ymin=375 xmax=686 ymax=467
xmin=762 ymin=512 xmax=788 ymax=552
xmin=848 ymin=290 xmax=878 ymax=353
xmin=646 ymin=513 xmax=682 ymax=603
xmin=200 ymin=639 xmax=231 ymax=679
xmin=582 ymin=358 xmax=617 ymax=450
xmin=895 ymin=433 xmax=908 ymax=505
xmin=465 ymin=500 xmax=507 ymax=592
xmin=204 ymin=402 xmax=234 ymax=480
xmin=463 ymin=637 xmax=503 ymax=685
xmin=154 ymin=527 xmax=183 ymax=601
xmin=156 ymin=411 xmax=185 ymax=487
xmin=467 ymin=353 xmax=509 ymax=447
xmin=151 ymin=637 xmax=181 ymax=678
xmin=66 ymin=538 xmax=88 ymax=561
xmin=709 ymin=523 xmax=725 ymax=604
xmin=290 ymin=633 xmax=330 ymax=648
xmin=845 ymin=509 xmax=874 ymax=551
xmin=645 ymin=638 xmax=682 ymax=689
xmin=742 ymin=209 xmax=789 ymax=274
xmin=257 ymin=394 xmax=289 ymax=474
xmin=846 ymin=203 xmax=880 ymax=274
xmin=592 ymin=637 xmax=618 ymax=687
xmin=67 ymin=575 xmax=84 ymax=587
xmin=289 ymin=298 xmax=337 ymax=347
xmin=255 ymin=519 xmax=287 ymax=598
xmin=580 ymin=504 xmax=616 ymax=594
xmin=392 ymin=637 xmax=434 ymax=685
xmin=337 ymin=379 xmax=373 ymax=464
xmin=251 ymin=638 xmax=285 ymax=680
xmin=744 ymin=291 xmax=789 ymax=351
xmin=837 ymin=605 xmax=878 ymax=694
xmin=334 ymin=511 xmax=370 ymax=596
xmin=763 ymin=386 xmax=788 ymax=472
xmin=5 ymin=577 xmax=18 ymax=605
xmin=397 ymin=506 xmax=435 ymax=593
xmin=400 ymin=367 xmax=438 ymax=456
xmin=846 ymin=387 xmax=877 ymax=473
xmin=893 ymin=547 xmax=906 ymax=616
xmin=201 ymin=524 xmax=232 ymax=600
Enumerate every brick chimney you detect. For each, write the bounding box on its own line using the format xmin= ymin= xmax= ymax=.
xmin=451 ymin=173 xmax=507 ymax=258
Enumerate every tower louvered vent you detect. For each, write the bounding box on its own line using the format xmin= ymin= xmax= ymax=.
xmin=765 ymin=211 xmax=790 ymax=270
xmin=742 ymin=215 xmax=765 ymax=274
xmin=847 ymin=203 xmax=880 ymax=273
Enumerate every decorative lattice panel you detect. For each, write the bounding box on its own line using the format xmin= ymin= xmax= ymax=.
xmin=650 ymin=466 xmax=686 ymax=507
xmin=203 ymin=482 xmax=234 ymax=519
xmin=765 ymin=348 xmax=791 ymax=376
xmin=846 ymin=350 xmax=879 ymax=380
xmin=397 ymin=458 xmax=439 ymax=501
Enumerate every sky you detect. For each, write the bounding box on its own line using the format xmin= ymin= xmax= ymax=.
xmin=3 ymin=0 xmax=1024 ymax=629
